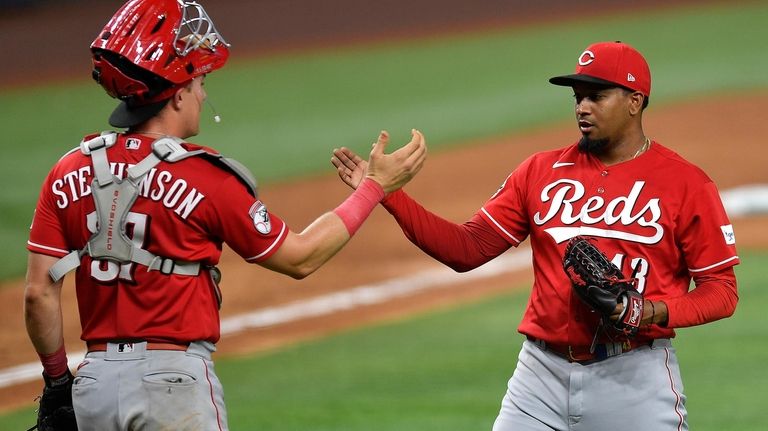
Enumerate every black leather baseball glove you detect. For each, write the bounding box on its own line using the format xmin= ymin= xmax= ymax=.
xmin=563 ymin=236 xmax=644 ymax=336
xmin=30 ymin=370 xmax=78 ymax=431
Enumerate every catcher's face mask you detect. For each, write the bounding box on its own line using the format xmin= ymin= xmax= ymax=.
xmin=175 ymin=1 xmax=229 ymax=57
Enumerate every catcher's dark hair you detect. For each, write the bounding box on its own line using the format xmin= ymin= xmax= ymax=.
xmin=92 ymin=49 xmax=174 ymax=105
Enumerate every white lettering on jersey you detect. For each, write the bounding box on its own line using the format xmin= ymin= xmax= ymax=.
xmin=51 ymin=164 xmax=205 ymax=220
xmin=53 ymin=166 xmax=93 ymax=208
xmin=533 ymin=179 xmax=662 ymax=244
xmin=52 ymin=179 xmax=69 ymax=208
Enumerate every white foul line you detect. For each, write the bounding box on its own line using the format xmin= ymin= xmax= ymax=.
xmin=0 ymin=248 xmax=531 ymax=389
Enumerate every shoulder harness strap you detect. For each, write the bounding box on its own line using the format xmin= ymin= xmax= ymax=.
xmin=172 ymin=150 xmax=259 ymax=198
xmin=49 ymin=133 xmax=207 ymax=282
xmin=216 ymin=156 xmax=259 ymax=197
xmin=134 ymin=140 xmax=259 ymax=197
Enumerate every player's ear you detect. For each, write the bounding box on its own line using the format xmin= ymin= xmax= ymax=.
xmin=628 ymin=91 xmax=645 ymax=116
xmin=169 ymin=85 xmax=187 ymax=110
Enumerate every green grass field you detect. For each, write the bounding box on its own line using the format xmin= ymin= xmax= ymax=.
xmin=1 ymin=250 xmax=765 ymax=430
xmin=0 ymin=2 xmax=767 ymax=278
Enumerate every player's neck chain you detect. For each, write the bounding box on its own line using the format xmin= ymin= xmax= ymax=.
xmin=632 ymin=137 xmax=651 ymax=159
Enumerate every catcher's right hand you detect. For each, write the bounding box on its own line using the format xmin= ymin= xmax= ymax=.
xmin=562 ymin=236 xmax=644 ymax=336
xmin=32 ymin=370 xmax=78 ymax=431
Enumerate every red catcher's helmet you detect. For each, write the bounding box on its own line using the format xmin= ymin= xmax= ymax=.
xmin=91 ymin=0 xmax=230 ymax=127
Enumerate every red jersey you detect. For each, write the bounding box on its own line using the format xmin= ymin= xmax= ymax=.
xmin=27 ymin=133 xmax=288 ymax=344
xmin=480 ymin=141 xmax=739 ymax=346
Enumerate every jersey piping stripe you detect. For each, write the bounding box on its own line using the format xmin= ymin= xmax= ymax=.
xmin=26 ymin=241 xmax=69 ymax=255
xmin=246 ymin=223 xmax=287 ymax=261
xmin=663 ymin=347 xmax=685 ymax=430
xmin=688 ymin=255 xmax=739 ymax=273
xmin=480 ymin=208 xmax=521 ymax=244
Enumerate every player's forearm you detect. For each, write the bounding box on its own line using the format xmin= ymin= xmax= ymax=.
xmin=260 ymin=213 xmax=349 ymax=279
xmin=638 ymin=299 xmax=668 ymax=326
xmin=25 ymin=289 xmax=65 ymax=354
xmin=262 ymin=179 xmax=384 ymax=279
xmin=26 ymin=298 xmax=70 ymax=378
xmin=661 ymin=267 xmax=738 ymax=328
xmin=24 ymin=253 xmax=66 ymax=354
xmin=381 ymin=190 xmax=508 ymax=272
xmin=295 ymin=213 xmax=351 ymax=278
xmin=24 ymin=287 xmax=65 ymax=362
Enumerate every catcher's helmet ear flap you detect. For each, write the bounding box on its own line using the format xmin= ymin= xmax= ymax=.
xmin=90 ymin=0 xmax=229 ymax=118
xmin=92 ymin=51 xmax=154 ymax=101
xmin=91 ymin=49 xmax=177 ymax=128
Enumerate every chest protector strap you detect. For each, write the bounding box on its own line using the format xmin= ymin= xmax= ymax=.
xmin=48 ymin=132 xmax=229 ymax=282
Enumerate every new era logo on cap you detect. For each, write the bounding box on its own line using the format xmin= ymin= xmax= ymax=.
xmin=549 ymin=41 xmax=651 ymax=97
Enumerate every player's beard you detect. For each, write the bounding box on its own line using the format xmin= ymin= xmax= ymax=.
xmin=578 ymin=135 xmax=610 ymax=154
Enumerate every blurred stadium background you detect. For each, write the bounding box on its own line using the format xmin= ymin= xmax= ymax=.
xmin=1 ymin=1 xmax=766 ymax=429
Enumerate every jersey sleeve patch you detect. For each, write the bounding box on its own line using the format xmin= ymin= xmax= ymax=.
xmin=249 ymin=201 xmax=272 ymax=234
xmin=720 ymin=224 xmax=736 ymax=245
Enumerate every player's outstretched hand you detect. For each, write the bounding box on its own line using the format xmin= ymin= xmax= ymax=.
xmin=331 ymin=146 xmax=367 ymax=190
xmin=332 ymin=129 xmax=426 ymax=193
xmin=366 ymin=129 xmax=426 ymax=193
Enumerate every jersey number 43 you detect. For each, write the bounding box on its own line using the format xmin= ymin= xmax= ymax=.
xmin=611 ymin=253 xmax=649 ymax=293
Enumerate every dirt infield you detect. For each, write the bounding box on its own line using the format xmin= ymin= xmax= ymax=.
xmin=1 ymin=0 xmax=764 ymax=414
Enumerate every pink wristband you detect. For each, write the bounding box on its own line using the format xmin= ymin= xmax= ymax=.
xmin=38 ymin=344 xmax=69 ymax=378
xmin=333 ymin=178 xmax=385 ymax=236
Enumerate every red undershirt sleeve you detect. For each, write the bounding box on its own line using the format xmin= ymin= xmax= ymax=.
xmin=380 ymin=189 xmax=511 ymax=272
xmin=663 ymin=265 xmax=738 ymax=328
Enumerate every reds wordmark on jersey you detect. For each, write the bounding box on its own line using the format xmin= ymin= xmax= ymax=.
xmin=480 ymin=141 xmax=739 ymax=345
xmin=27 ymin=134 xmax=288 ymax=344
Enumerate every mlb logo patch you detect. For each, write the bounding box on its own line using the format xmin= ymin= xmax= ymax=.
xmin=125 ymin=138 xmax=142 ymax=150
xmin=117 ymin=343 xmax=135 ymax=353
xmin=720 ymin=224 xmax=736 ymax=245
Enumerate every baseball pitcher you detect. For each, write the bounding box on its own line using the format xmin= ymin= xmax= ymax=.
xmin=332 ymin=41 xmax=738 ymax=430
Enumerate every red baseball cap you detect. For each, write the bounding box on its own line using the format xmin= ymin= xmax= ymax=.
xmin=549 ymin=41 xmax=651 ymax=97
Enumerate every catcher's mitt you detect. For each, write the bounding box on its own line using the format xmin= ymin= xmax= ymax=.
xmin=563 ymin=236 xmax=644 ymax=336
xmin=29 ymin=370 xmax=78 ymax=431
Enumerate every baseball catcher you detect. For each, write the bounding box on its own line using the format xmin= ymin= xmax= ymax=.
xmin=563 ymin=236 xmax=644 ymax=336
xmin=23 ymin=0 xmax=426 ymax=428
